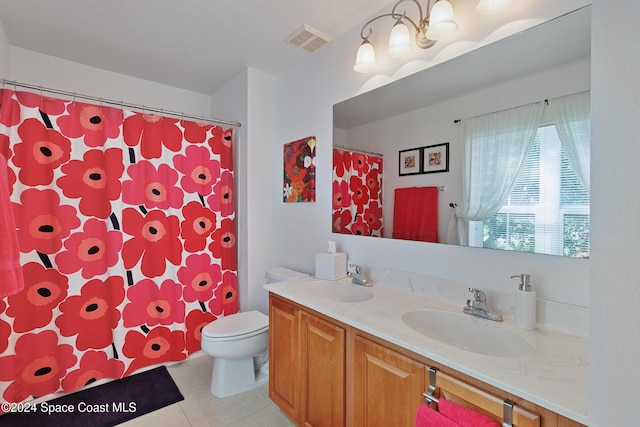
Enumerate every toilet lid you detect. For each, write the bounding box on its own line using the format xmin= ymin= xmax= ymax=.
xmin=202 ymin=310 xmax=269 ymax=339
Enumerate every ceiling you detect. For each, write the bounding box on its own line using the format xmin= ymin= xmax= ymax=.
xmin=0 ymin=0 xmax=392 ymax=95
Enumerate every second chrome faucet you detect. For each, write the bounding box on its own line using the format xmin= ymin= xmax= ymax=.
xmin=463 ymin=288 xmax=503 ymax=322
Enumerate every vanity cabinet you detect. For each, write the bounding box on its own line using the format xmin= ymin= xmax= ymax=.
xmin=353 ymin=335 xmax=424 ymax=427
xmin=269 ymin=294 xmax=345 ymax=427
xmin=300 ymin=311 xmax=345 ymax=426
xmin=269 ymin=295 xmax=300 ymax=421
xmin=268 ymin=294 xmax=586 ymax=427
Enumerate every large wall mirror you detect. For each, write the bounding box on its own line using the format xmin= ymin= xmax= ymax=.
xmin=332 ymin=5 xmax=591 ymax=257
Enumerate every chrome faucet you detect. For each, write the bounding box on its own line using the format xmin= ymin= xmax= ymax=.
xmin=463 ymin=288 xmax=503 ymax=322
xmin=348 ymin=264 xmax=372 ymax=287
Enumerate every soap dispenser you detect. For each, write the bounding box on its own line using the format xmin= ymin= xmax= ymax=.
xmin=511 ymin=274 xmax=536 ymax=330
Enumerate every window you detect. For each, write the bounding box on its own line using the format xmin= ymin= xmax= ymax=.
xmin=469 ymin=124 xmax=590 ymax=257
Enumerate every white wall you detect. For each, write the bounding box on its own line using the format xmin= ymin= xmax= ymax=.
xmin=8 ymin=47 xmax=211 ymax=114
xmin=589 ymin=1 xmax=640 ymax=425
xmin=274 ymin=0 xmax=591 ymax=308
xmin=210 ymin=70 xmax=251 ymax=312
xmin=245 ymin=69 xmax=278 ymax=313
xmin=0 ymin=18 xmax=9 ymax=77
xmin=212 ymin=68 xmax=278 ymax=314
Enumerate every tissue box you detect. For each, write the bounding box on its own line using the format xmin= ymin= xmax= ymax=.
xmin=315 ymin=253 xmax=347 ymax=280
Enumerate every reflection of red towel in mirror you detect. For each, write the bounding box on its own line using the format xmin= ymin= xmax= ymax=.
xmin=393 ymin=187 xmax=439 ymax=242
xmin=0 ymin=154 xmax=25 ymax=297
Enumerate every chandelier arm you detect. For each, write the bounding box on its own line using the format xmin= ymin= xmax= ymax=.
xmin=358 ymin=0 xmax=439 ymax=49
xmin=360 ymin=13 xmax=402 ymax=39
xmin=390 ymin=0 xmax=425 ymax=26
xmin=392 ymin=12 xmax=421 ymax=32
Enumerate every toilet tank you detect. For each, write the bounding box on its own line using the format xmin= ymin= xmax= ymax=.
xmin=264 ymin=267 xmax=308 ymax=284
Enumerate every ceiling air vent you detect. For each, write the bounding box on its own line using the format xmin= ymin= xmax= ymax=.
xmin=285 ymin=24 xmax=332 ymax=53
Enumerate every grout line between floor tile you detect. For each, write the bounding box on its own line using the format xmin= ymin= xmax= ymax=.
xmin=177 ymin=402 xmax=195 ymax=427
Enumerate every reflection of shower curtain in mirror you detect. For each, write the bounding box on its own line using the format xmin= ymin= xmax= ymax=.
xmin=332 ymin=148 xmax=383 ymax=237
xmin=0 ymin=89 xmax=237 ymax=406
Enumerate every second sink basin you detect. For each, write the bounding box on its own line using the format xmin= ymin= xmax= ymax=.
xmin=300 ymin=281 xmax=374 ymax=303
xmin=401 ymin=310 xmax=534 ymax=358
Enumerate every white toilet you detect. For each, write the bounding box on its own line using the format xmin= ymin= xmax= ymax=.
xmin=201 ymin=267 xmax=308 ymax=398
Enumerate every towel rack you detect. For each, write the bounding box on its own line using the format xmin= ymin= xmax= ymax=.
xmin=423 ymin=366 xmax=439 ymax=404
xmin=422 ymin=367 xmax=540 ymax=427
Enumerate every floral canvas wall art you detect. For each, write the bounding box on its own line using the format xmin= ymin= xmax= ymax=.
xmin=283 ymin=136 xmax=316 ymax=203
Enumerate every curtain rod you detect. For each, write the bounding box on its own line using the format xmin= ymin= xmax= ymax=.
xmin=333 ymin=144 xmax=383 ymax=157
xmin=453 ymin=99 xmax=549 ymax=124
xmin=453 ymin=89 xmax=590 ymax=124
xmin=1 ymin=79 xmax=241 ymax=128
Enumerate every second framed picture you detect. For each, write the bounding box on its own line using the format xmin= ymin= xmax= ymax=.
xmin=422 ymin=142 xmax=449 ymax=174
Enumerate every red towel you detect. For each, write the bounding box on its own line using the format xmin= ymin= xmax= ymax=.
xmin=415 ymin=403 xmax=462 ymax=427
xmin=393 ymin=187 xmax=439 ymax=242
xmin=438 ymin=397 xmax=501 ymax=427
xmin=0 ymin=154 xmax=24 ymax=297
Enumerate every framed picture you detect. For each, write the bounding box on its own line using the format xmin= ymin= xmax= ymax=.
xmin=283 ymin=136 xmax=316 ymax=203
xmin=421 ymin=142 xmax=449 ymax=174
xmin=398 ymin=147 xmax=422 ymax=176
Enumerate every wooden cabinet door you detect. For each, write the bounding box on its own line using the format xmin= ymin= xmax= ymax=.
xmin=269 ymin=295 xmax=300 ymax=422
xmin=300 ymin=311 xmax=346 ymax=427
xmin=353 ymin=336 xmax=425 ymax=427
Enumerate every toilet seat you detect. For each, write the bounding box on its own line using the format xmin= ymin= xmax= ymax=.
xmin=202 ymin=310 xmax=268 ymax=341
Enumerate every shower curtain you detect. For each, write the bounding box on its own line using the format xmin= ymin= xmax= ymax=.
xmin=332 ymin=148 xmax=383 ymax=237
xmin=0 ymin=89 xmax=237 ymax=407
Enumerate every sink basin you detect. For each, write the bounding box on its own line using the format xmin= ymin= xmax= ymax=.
xmin=401 ymin=310 xmax=534 ymax=358
xmin=301 ymin=281 xmax=374 ymax=303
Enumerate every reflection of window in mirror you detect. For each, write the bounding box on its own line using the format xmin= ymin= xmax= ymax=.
xmin=469 ymin=124 xmax=590 ymax=257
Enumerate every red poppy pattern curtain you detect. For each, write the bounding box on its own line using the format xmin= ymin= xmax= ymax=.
xmin=332 ymin=148 xmax=383 ymax=237
xmin=0 ymin=89 xmax=237 ymax=407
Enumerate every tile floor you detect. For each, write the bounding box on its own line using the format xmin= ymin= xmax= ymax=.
xmin=121 ymin=355 xmax=295 ymax=427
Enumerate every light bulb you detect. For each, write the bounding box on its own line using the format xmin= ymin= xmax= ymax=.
xmin=388 ymin=19 xmax=412 ymax=58
xmin=354 ymin=39 xmax=376 ymax=73
xmin=425 ymin=0 xmax=458 ymax=40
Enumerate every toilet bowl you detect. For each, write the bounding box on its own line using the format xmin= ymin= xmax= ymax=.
xmin=201 ymin=267 xmax=308 ymax=398
xmin=201 ymin=310 xmax=269 ymax=398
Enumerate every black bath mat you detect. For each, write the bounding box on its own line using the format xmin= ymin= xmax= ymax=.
xmin=0 ymin=366 xmax=184 ymax=426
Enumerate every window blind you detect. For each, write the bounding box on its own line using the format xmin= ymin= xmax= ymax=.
xmin=470 ymin=124 xmax=590 ymax=257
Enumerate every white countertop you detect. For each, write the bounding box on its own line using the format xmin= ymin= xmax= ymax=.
xmin=264 ymin=277 xmax=588 ymax=424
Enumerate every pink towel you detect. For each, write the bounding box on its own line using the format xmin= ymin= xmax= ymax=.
xmin=438 ymin=397 xmax=501 ymax=427
xmin=0 ymin=154 xmax=24 ymax=297
xmin=415 ymin=403 xmax=462 ymax=427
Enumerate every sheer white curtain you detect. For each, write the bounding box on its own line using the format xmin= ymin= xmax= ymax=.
xmin=446 ymin=101 xmax=545 ymax=245
xmin=550 ymin=91 xmax=591 ymax=193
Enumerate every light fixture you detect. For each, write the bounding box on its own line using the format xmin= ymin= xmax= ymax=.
xmin=353 ymin=0 xmax=514 ymax=73
xmin=353 ymin=0 xmax=455 ymax=73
